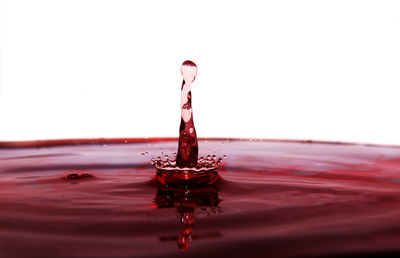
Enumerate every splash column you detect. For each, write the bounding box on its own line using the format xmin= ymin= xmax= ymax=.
xmin=176 ymin=60 xmax=199 ymax=168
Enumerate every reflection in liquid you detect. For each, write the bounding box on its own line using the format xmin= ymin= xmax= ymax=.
xmin=155 ymin=184 xmax=222 ymax=251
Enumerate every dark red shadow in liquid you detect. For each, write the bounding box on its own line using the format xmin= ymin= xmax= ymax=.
xmin=155 ymin=184 xmax=221 ymax=251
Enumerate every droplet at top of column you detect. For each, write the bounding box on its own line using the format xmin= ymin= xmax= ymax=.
xmin=181 ymin=60 xmax=197 ymax=83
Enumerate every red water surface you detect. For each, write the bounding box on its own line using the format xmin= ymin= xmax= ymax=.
xmin=1 ymin=138 xmax=400 ymax=257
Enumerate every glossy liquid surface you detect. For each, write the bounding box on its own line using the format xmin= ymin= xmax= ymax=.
xmin=1 ymin=139 xmax=400 ymax=257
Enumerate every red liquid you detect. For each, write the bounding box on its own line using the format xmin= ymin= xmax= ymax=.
xmin=152 ymin=60 xmax=219 ymax=187
xmin=1 ymin=138 xmax=400 ymax=257
xmin=176 ymin=60 xmax=199 ymax=168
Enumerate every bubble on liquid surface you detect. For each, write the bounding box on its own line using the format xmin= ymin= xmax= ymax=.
xmin=64 ymin=173 xmax=94 ymax=180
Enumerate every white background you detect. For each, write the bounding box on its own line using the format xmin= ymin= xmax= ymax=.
xmin=1 ymin=0 xmax=399 ymax=144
